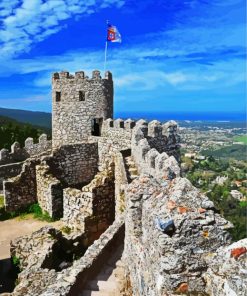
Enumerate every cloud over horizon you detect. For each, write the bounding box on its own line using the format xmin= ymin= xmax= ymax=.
xmin=0 ymin=0 xmax=245 ymax=114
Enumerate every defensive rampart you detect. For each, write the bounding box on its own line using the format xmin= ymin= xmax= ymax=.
xmin=131 ymin=120 xmax=181 ymax=180
xmin=0 ymin=134 xmax=51 ymax=166
xmin=0 ymin=134 xmax=51 ymax=190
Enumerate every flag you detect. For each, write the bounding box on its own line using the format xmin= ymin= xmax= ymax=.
xmin=107 ymin=23 xmax=121 ymax=43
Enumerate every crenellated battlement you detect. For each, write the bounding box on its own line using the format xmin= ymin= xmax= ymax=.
xmin=0 ymin=134 xmax=51 ymax=166
xmin=131 ymin=121 xmax=181 ymax=180
xmin=102 ymin=118 xmax=136 ymax=131
xmin=52 ymin=70 xmax=112 ymax=81
xmin=52 ymin=70 xmax=113 ymax=148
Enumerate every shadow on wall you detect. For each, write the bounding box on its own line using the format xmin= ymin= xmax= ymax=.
xmin=0 ymin=258 xmax=19 ymax=293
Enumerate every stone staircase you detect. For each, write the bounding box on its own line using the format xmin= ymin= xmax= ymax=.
xmin=124 ymin=156 xmax=138 ymax=183
xmin=80 ymin=244 xmax=125 ymax=296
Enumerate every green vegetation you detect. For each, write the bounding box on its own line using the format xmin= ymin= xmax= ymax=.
xmin=201 ymin=144 xmax=247 ymax=161
xmin=0 ymin=107 xmax=51 ymax=128
xmin=60 ymin=226 xmax=72 ymax=234
xmin=0 ymin=195 xmax=4 ymax=208
xmin=0 ymin=202 xmax=56 ymax=222
xmin=183 ymin=156 xmax=247 ymax=241
xmin=12 ymin=255 xmax=21 ymax=275
xmin=234 ymin=135 xmax=247 ymax=144
xmin=12 ymin=255 xmax=20 ymax=267
xmin=0 ymin=115 xmax=51 ymax=149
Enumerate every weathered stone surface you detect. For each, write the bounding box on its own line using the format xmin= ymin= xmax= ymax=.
xmin=0 ymin=134 xmax=51 ymax=189
xmin=52 ymin=70 xmax=113 ymax=148
xmin=47 ymin=142 xmax=99 ymax=186
xmin=63 ymin=162 xmax=115 ymax=235
xmin=10 ymin=219 xmax=124 ymax=296
xmin=124 ymin=175 xmax=233 ymax=296
xmin=3 ymin=157 xmax=40 ymax=212
xmin=0 ymin=162 xmax=23 ymax=190
xmin=0 ymin=134 xmax=51 ymax=167
xmin=131 ymin=124 xmax=181 ymax=180
xmin=36 ymin=163 xmax=63 ymax=218
xmin=204 ymin=238 xmax=247 ymax=296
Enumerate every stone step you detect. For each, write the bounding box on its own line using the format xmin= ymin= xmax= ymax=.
xmin=86 ymin=280 xmax=118 ymax=291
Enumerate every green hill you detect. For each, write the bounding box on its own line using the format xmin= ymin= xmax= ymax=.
xmin=0 ymin=107 xmax=51 ymax=129
xmin=0 ymin=115 xmax=51 ymax=150
xmin=202 ymin=144 xmax=247 ymax=161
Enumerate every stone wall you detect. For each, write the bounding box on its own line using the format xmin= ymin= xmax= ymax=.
xmin=91 ymin=118 xmax=180 ymax=175
xmin=3 ymin=158 xmax=39 ymax=211
xmin=114 ymin=150 xmax=129 ymax=216
xmin=52 ymin=70 xmax=113 ymax=148
xmin=63 ymin=162 xmax=115 ymax=237
xmin=0 ymin=162 xmax=23 ymax=190
xmin=46 ymin=142 xmax=98 ymax=187
xmin=36 ymin=163 xmax=63 ymax=219
xmin=204 ymin=238 xmax=247 ymax=296
xmin=10 ymin=218 xmax=124 ymax=296
xmin=0 ymin=134 xmax=51 ymax=166
xmin=89 ymin=118 xmax=135 ymax=169
xmin=2 ymin=142 xmax=98 ymax=214
xmin=131 ymin=122 xmax=181 ymax=181
xmin=123 ymin=175 xmax=233 ymax=296
xmin=24 ymin=134 xmax=52 ymax=156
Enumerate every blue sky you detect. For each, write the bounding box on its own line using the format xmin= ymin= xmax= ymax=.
xmin=0 ymin=0 xmax=245 ymax=116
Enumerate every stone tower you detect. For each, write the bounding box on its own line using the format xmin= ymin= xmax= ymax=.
xmin=52 ymin=70 xmax=113 ymax=148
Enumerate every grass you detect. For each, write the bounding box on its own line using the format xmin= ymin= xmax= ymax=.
xmin=0 ymin=195 xmax=4 ymax=208
xmin=0 ymin=202 xmax=56 ymax=222
xmin=234 ymin=135 xmax=247 ymax=144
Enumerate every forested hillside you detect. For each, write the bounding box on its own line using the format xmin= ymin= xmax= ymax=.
xmin=0 ymin=115 xmax=51 ymax=149
xmin=0 ymin=107 xmax=51 ymax=128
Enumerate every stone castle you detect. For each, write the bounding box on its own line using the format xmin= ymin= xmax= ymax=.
xmin=0 ymin=70 xmax=246 ymax=296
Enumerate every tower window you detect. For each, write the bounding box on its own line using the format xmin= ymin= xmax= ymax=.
xmin=56 ymin=92 xmax=61 ymax=102
xmin=79 ymin=91 xmax=85 ymax=101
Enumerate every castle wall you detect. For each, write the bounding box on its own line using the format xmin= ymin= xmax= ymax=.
xmin=63 ymin=162 xmax=115 ymax=238
xmin=52 ymin=70 xmax=113 ymax=148
xmin=36 ymin=163 xmax=63 ymax=218
xmin=131 ymin=121 xmax=181 ymax=181
xmin=124 ymin=176 xmax=233 ymax=296
xmin=24 ymin=134 xmax=52 ymax=156
xmin=0 ymin=162 xmax=23 ymax=190
xmin=89 ymin=118 xmax=135 ymax=168
xmin=46 ymin=142 xmax=98 ymax=187
xmin=114 ymin=151 xmax=129 ymax=216
xmin=0 ymin=134 xmax=51 ymax=192
xmin=0 ymin=134 xmax=51 ymax=166
xmin=10 ymin=219 xmax=124 ymax=296
xmin=3 ymin=158 xmax=39 ymax=212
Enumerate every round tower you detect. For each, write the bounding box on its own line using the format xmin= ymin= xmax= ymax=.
xmin=52 ymin=70 xmax=113 ymax=148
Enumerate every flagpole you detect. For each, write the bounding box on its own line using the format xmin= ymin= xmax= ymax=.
xmin=104 ymin=40 xmax=108 ymax=72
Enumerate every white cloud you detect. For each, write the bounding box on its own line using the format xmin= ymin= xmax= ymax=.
xmin=0 ymin=0 xmax=125 ymax=58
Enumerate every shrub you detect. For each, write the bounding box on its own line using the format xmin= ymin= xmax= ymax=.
xmin=61 ymin=226 xmax=72 ymax=234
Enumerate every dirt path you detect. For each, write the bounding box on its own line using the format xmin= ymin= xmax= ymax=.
xmin=0 ymin=217 xmax=63 ymax=260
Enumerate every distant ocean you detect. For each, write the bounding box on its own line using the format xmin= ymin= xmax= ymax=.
xmin=114 ymin=111 xmax=246 ymax=122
